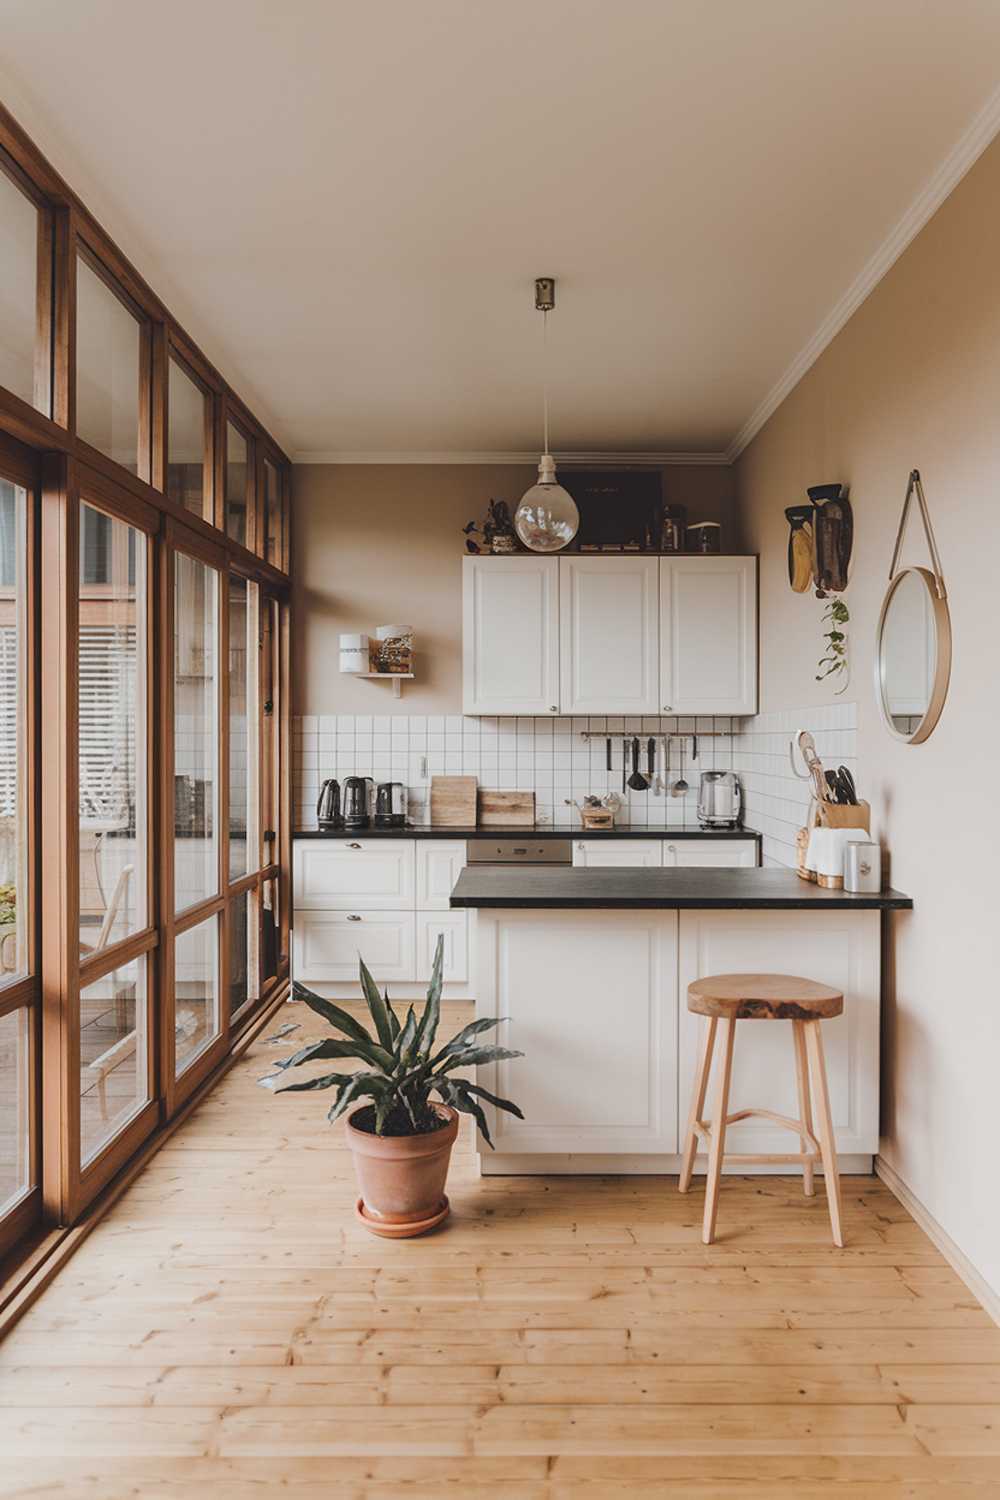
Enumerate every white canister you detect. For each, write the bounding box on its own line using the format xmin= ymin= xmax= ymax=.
xmin=339 ymin=633 xmax=370 ymax=674
xmin=844 ymin=841 xmax=881 ymax=894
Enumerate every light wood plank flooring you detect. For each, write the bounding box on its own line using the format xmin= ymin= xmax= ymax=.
xmin=2 ymin=998 xmax=1000 ymax=1498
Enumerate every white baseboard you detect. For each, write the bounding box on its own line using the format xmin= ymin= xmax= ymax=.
xmin=480 ymin=1152 xmax=873 ymax=1176
xmin=875 ymin=1155 xmax=1000 ymax=1329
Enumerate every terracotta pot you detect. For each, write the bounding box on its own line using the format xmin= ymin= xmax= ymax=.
xmin=346 ymin=1102 xmax=458 ymax=1238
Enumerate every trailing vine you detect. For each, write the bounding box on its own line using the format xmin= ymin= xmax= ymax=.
xmin=816 ymin=598 xmax=850 ymax=693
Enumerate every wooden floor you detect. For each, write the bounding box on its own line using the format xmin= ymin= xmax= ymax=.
xmin=2 ymin=998 xmax=1000 ymax=1498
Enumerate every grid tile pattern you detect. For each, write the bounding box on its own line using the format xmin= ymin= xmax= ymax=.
xmin=293 ymin=703 xmax=858 ymax=857
xmin=733 ymin=702 xmax=858 ymax=868
xmin=293 ymin=714 xmax=740 ymax=832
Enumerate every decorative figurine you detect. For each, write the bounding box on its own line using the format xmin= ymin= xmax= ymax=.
xmin=463 ymin=498 xmax=518 ymax=553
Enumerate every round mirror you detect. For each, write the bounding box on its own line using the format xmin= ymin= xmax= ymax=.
xmin=875 ymin=566 xmax=951 ymax=743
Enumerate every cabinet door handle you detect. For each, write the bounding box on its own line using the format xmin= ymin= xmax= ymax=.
xmin=347 ymin=842 xmax=362 ymax=849
xmin=662 ymin=705 xmax=672 ymax=712
xmin=666 ymin=844 xmax=676 ymax=854
xmin=550 ymin=705 xmax=558 ymax=713
xmin=347 ymin=914 xmax=362 ymax=922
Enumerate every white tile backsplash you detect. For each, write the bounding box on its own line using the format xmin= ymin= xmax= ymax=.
xmin=294 ymin=714 xmax=739 ymax=832
xmin=293 ymin=702 xmax=858 ymax=858
xmin=732 ymin=702 xmax=858 ymax=868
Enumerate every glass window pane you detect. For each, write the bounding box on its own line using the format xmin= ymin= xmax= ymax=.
xmin=168 ymin=356 xmax=208 ymax=518
xmin=0 ymin=479 xmax=28 ymax=985
xmin=175 ymin=916 xmax=220 ymax=1076
xmin=0 ymin=1006 xmax=31 ymax=1214
xmin=263 ymin=460 xmax=282 ymax=568
xmin=261 ymin=876 xmax=279 ymax=985
xmin=225 ymin=423 xmax=249 ymax=546
xmin=174 ymin=554 xmax=218 ymax=911
xmin=80 ymin=954 xmax=147 ymax=1164
xmin=229 ymin=889 xmax=259 ymax=1020
xmin=76 ymin=254 xmax=141 ymax=474
xmin=0 ymin=165 xmax=39 ymax=408
xmin=79 ymin=503 xmax=146 ymax=951
xmin=228 ymin=577 xmax=258 ymax=881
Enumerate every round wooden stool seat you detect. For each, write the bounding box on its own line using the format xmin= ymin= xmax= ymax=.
xmin=687 ymin=973 xmax=843 ymax=1022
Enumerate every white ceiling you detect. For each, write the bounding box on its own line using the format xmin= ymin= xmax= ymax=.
xmin=3 ymin=0 xmax=1000 ymax=461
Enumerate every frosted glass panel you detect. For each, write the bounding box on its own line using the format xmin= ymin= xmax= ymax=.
xmin=0 ymin=168 xmax=38 ymax=407
xmin=76 ymin=255 xmax=141 ymax=473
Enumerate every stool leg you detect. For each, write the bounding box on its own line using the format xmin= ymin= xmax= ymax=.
xmin=803 ymin=1020 xmax=844 ymax=1248
xmin=702 ymin=1017 xmax=736 ymax=1245
xmin=792 ymin=1020 xmax=815 ymax=1197
xmin=679 ymin=1017 xmax=718 ymax=1193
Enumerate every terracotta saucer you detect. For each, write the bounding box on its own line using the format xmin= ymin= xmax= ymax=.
xmin=355 ymin=1195 xmax=450 ymax=1238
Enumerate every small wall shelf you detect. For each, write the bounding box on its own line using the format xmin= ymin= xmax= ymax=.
xmin=357 ymin=672 xmax=414 ymax=699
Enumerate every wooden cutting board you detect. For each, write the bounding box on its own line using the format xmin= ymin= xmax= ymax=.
xmin=430 ymin=776 xmax=478 ymax=827
xmin=478 ymin=790 xmax=536 ymax=827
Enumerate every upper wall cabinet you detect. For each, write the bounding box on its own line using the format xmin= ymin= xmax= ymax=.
xmin=659 ymin=556 xmax=757 ymax=715
xmin=463 ymin=554 xmax=758 ymax=717
xmin=462 ymin=556 xmax=560 ymax=714
xmin=559 ymin=556 xmax=659 ymax=715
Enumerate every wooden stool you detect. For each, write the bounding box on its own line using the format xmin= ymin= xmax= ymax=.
xmin=678 ymin=973 xmax=845 ymax=1247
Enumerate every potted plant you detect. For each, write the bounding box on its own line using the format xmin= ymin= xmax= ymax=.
xmin=270 ymin=936 xmax=524 ymax=1237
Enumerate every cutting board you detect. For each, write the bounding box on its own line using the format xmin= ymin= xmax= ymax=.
xmin=430 ymin=776 xmax=478 ymax=827
xmin=478 ymin=790 xmax=536 ymax=827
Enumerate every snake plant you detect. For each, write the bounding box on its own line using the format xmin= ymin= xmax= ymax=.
xmin=269 ymin=935 xmax=523 ymax=1147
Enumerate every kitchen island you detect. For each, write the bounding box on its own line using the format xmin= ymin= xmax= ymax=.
xmin=450 ymin=867 xmax=911 ymax=1176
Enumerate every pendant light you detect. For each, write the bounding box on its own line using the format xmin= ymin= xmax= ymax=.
xmin=514 ymin=277 xmax=580 ymax=553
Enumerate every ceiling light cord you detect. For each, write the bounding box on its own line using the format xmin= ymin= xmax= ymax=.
xmin=542 ymin=307 xmax=550 ymax=457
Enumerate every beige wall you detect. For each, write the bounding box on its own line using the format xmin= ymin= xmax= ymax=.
xmin=292 ymin=462 xmax=739 ymax=715
xmin=738 ymin=137 xmax=1000 ymax=1297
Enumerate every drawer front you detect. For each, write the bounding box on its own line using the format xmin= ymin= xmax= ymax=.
xmin=573 ymin=839 xmax=663 ymax=868
xmin=294 ymin=909 xmax=416 ymax=983
xmin=415 ymin=910 xmax=470 ymax=984
xmin=294 ymin=840 xmax=416 ymax=910
xmin=664 ymin=839 xmax=759 ymax=868
xmin=416 ymin=841 xmax=467 ymax=911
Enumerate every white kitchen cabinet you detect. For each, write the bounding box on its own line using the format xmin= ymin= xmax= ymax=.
xmin=416 ymin=840 xmax=468 ymax=911
xmin=415 ymin=910 xmax=470 ymax=985
xmin=572 ymin=839 xmax=663 ymax=868
xmin=677 ymin=909 xmax=879 ymax=1156
xmin=659 ymin=556 xmax=758 ymax=715
xmin=559 ymin=556 xmax=659 ymax=715
xmin=293 ymin=909 xmax=416 ymax=984
xmin=474 ymin=909 xmax=679 ymax=1155
xmin=294 ymin=839 xmax=415 ymax=911
xmin=665 ymin=839 xmax=759 ymax=868
xmin=462 ymin=555 xmax=560 ymax=715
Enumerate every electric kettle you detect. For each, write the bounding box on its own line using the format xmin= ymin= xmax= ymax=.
xmin=697 ymin=771 xmax=743 ymax=829
xmin=316 ymin=778 xmax=341 ymax=828
xmin=342 ymin=776 xmax=371 ymax=831
xmin=375 ymin=782 xmax=407 ymax=829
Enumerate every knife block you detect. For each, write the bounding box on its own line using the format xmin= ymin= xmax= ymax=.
xmin=796 ymin=799 xmax=870 ymax=883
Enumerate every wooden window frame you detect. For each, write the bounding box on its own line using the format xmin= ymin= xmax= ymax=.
xmin=0 ymin=100 xmax=294 ymax=1274
xmin=163 ymin=337 xmax=217 ymax=527
xmin=0 ymin=433 xmax=42 ymax=1258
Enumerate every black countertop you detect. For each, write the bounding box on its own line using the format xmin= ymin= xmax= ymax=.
xmin=449 ymin=866 xmax=912 ymax=911
xmin=294 ymin=824 xmax=761 ymax=842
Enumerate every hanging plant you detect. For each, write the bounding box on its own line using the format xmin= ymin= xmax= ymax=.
xmin=816 ymin=598 xmax=850 ymax=692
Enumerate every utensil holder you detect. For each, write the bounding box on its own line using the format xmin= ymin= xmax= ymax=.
xmin=796 ymin=799 xmax=870 ymax=883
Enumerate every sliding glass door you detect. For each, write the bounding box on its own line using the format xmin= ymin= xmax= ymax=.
xmin=0 ymin=439 xmax=39 ymax=1256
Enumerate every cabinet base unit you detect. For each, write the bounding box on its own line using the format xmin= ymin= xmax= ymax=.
xmin=472 ymin=906 xmax=881 ymax=1174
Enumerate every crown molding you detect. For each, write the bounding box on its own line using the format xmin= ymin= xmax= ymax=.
xmin=290 ymin=449 xmax=732 ymax=466
xmin=725 ymin=80 xmax=1000 ymax=462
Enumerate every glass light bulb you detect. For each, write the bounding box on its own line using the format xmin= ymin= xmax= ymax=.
xmin=514 ymin=459 xmax=579 ymax=552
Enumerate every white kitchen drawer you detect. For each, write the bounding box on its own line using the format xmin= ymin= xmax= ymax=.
xmin=664 ymin=839 xmax=759 ymax=868
xmin=416 ymin=841 xmax=467 ymax=911
xmin=572 ymin=839 xmax=663 ymax=868
xmin=293 ymin=909 xmax=416 ymax=983
xmin=415 ymin=910 xmax=470 ymax=985
xmin=294 ymin=839 xmax=416 ymax=910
